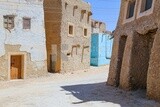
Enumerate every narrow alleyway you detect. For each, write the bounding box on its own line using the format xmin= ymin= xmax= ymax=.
xmin=0 ymin=65 xmax=159 ymax=107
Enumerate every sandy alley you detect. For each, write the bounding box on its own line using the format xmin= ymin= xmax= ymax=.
xmin=0 ymin=65 xmax=159 ymax=107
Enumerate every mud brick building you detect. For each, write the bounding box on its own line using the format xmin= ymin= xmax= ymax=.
xmin=44 ymin=0 xmax=92 ymax=73
xmin=107 ymin=0 xmax=160 ymax=101
xmin=91 ymin=19 xmax=106 ymax=33
xmin=0 ymin=0 xmax=47 ymax=80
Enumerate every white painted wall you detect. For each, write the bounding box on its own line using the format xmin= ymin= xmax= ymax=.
xmin=0 ymin=0 xmax=47 ymax=62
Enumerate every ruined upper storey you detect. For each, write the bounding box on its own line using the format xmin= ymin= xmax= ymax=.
xmin=91 ymin=19 xmax=106 ymax=33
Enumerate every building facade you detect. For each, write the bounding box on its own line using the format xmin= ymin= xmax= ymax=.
xmin=91 ymin=20 xmax=113 ymax=66
xmin=90 ymin=19 xmax=113 ymax=66
xmin=107 ymin=0 xmax=160 ymax=101
xmin=90 ymin=33 xmax=113 ymax=66
xmin=0 ymin=0 xmax=47 ymax=80
xmin=44 ymin=0 xmax=92 ymax=73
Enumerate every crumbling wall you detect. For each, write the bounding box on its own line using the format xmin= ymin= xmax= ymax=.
xmin=91 ymin=20 xmax=106 ymax=33
xmin=147 ymin=28 xmax=160 ymax=101
xmin=108 ymin=0 xmax=160 ymax=101
xmin=0 ymin=0 xmax=47 ymax=80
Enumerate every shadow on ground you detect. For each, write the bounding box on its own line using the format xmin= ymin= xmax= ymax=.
xmin=61 ymin=82 xmax=160 ymax=107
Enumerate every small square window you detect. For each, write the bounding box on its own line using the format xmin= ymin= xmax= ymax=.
xmin=141 ymin=0 xmax=153 ymax=12
xmin=69 ymin=25 xmax=73 ymax=35
xmin=84 ymin=28 xmax=88 ymax=37
xmin=23 ymin=18 xmax=31 ymax=29
xmin=68 ymin=24 xmax=74 ymax=37
xmin=126 ymin=1 xmax=136 ymax=19
xmin=3 ymin=15 xmax=15 ymax=29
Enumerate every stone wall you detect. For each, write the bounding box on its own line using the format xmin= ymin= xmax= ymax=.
xmin=60 ymin=0 xmax=91 ymax=72
xmin=0 ymin=0 xmax=47 ymax=80
xmin=44 ymin=0 xmax=91 ymax=73
xmin=107 ymin=0 xmax=160 ymax=101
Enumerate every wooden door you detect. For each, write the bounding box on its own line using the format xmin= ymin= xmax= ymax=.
xmin=10 ymin=55 xmax=22 ymax=79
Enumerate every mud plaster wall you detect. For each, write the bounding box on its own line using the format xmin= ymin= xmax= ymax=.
xmin=0 ymin=0 xmax=47 ymax=80
xmin=108 ymin=0 xmax=160 ymax=101
xmin=129 ymin=32 xmax=155 ymax=89
xmin=61 ymin=0 xmax=91 ymax=72
xmin=44 ymin=0 xmax=62 ymax=72
xmin=147 ymin=29 xmax=160 ymax=101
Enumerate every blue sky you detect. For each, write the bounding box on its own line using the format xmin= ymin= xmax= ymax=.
xmin=84 ymin=0 xmax=121 ymax=31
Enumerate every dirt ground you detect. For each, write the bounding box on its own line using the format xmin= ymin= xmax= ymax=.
xmin=0 ymin=65 xmax=159 ymax=107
